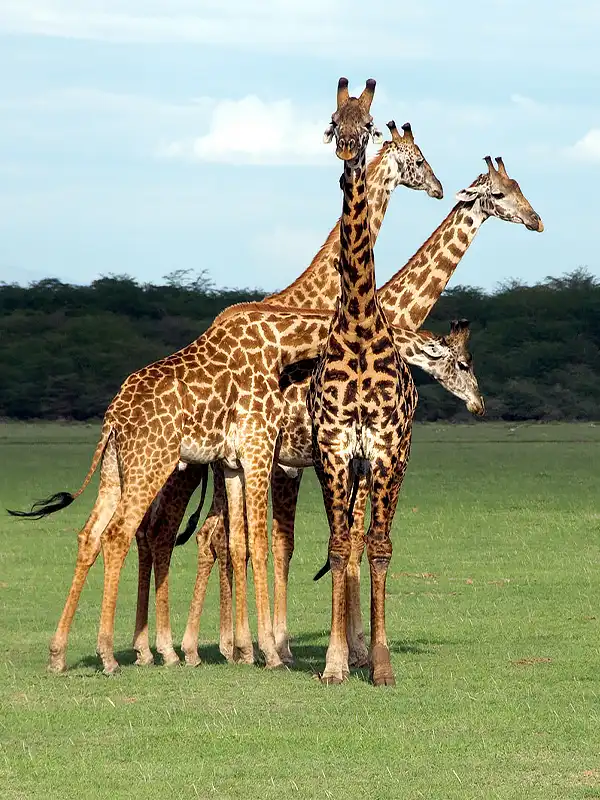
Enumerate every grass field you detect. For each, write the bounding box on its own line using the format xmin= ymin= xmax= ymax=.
xmin=1 ymin=421 xmax=600 ymax=799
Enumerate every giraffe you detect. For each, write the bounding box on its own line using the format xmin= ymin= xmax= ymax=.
xmin=150 ymin=154 xmax=544 ymax=669
xmin=130 ymin=119 xmax=444 ymax=666
xmin=305 ymin=75 xmax=420 ymax=686
xmin=270 ymin=153 xmax=546 ymax=666
xmin=8 ymin=302 xmax=347 ymax=673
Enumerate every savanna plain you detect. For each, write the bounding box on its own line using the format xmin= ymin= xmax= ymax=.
xmin=1 ymin=421 xmax=599 ymax=799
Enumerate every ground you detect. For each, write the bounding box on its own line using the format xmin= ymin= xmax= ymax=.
xmin=1 ymin=421 xmax=599 ymax=799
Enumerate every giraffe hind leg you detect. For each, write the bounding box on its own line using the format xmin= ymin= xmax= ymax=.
xmin=181 ymin=464 xmax=228 ymax=665
xmin=271 ymin=465 xmax=302 ymax=665
xmin=96 ymin=455 xmax=180 ymax=675
xmin=133 ymin=512 xmax=155 ymax=666
xmin=49 ymin=432 xmax=121 ymax=673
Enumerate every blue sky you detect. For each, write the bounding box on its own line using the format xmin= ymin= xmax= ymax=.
xmin=0 ymin=0 xmax=598 ymax=293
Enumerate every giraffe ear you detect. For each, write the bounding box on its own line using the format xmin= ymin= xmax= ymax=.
xmin=323 ymin=123 xmax=335 ymax=144
xmin=370 ymin=126 xmax=383 ymax=144
xmin=455 ymin=185 xmax=485 ymax=203
xmin=420 ymin=340 xmax=447 ymax=360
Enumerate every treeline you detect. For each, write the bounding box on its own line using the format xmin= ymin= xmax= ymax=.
xmin=1 ymin=269 xmax=599 ymax=422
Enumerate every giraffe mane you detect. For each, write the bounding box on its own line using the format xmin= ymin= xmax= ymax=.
xmin=378 ymin=187 xmax=485 ymax=295
xmin=215 ymin=301 xmax=333 ymax=324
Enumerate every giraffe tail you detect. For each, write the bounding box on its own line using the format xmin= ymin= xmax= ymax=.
xmin=313 ymin=558 xmax=331 ymax=581
xmin=7 ymin=422 xmax=113 ymax=520
xmin=174 ymin=465 xmax=210 ymax=547
xmin=313 ymin=457 xmax=370 ymax=581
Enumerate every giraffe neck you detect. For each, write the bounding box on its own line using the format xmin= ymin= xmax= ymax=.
xmin=336 ymin=151 xmax=378 ymax=333
xmin=265 ymin=146 xmax=396 ymax=310
xmin=377 ymin=201 xmax=486 ymax=330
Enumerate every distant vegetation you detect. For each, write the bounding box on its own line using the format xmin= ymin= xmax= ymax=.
xmin=1 ymin=268 xmax=599 ymax=421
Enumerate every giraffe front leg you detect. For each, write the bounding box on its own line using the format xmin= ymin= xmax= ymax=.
xmin=346 ymin=478 xmax=369 ymax=668
xmin=367 ymin=468 xmax=403 ymax=688
xmin=315 ymin=454 xmax=351 ymax=684
xmin=152 ymin=468 xmax=203 ymax=667
xmin=271 ymin=465 xmax=302 ymax=665
xmin=214 ymin=519 xmax=234 ymax=662
xmin=224 ymin=468 xmax=254 ymax=665
xmin=244 ymin=459 xmax=283 ymax=670
xmin=133 ymin=519 xmax=155 ymax=666
xmin=180 ymin=514 xmax=218 ymax=666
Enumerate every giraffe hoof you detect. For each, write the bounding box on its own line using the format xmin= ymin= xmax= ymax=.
xmin=220 ymin=647 xmax=235 ymax=664
xmin=264 ymin=652 xmax=284 ymax=670
xmin=47 ymin=653 xmax=67 ymax=674
xmin=134 ymin=651 xmax=155 ymax=667
xmin=370 ymin=644 xmax=395 ymax=686
xmin=233 ymin=646 xmax=255 ymax=665
xmin=102 ymin=662 xmax=121 ymax=677
xmin=371 ymin=671 xmax=396 ymax=687
xmin=161 ymin=651 xmax=181 ymax=667
xmin=183 ymin=651 xmax=202 ymax=667
xmin=348 ymin=649 xmax=369 ymax=668
xmin=276 ymin=644 xmax=294 ymax=666
xmin=319 ymin=669 xmax=349 ymax=685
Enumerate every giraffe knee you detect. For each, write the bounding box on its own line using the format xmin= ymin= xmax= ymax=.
xmin=329 ymin=551 xmax=350 ymax=573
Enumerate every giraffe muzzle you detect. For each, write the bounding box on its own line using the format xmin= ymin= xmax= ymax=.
xmin=427 ymin=184 xmax=444 ymax=200
xmin=336 ymin=138 xmax=359 ymax=161
xmin=525 ymin=213 xmax=544 ymax=233
xmin=467 ymin=396 xmax=486 ymax=417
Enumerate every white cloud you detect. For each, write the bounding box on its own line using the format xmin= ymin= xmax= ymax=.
xmin=567 ymin=130 xmax=600 ymax=164
xmin=160 ymin=96 xmax=332 ymax=166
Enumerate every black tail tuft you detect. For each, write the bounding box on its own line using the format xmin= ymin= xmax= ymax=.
xmin=313 ymin=558 xmax=331 ymax=581
xmin=7 ymin=491 xmax=74 ymax=520
xmin=175 ymin=466 xmax=209 ymax=547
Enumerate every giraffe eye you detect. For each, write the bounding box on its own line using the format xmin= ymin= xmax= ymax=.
xmin=492 ymin=191 xmax=505 ymax=199
xmin=458 ymin=361 xmax=470 ymax=371
xmin=415 ymin=158 xmax=424 ymax=166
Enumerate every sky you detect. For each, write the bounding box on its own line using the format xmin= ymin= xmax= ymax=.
xmin=0 ymin=0 xmax=598 ymax=294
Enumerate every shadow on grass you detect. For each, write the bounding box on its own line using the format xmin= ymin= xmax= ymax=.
xmin=291 ymin=629 xmax=456 ymax=653
xmin=72 ymin=643 xmax=229 ymax=671
xmin=69 ymin=633 xmax=454 ymax=675
xmin=72 ymin=649 xmax=146 ymax=671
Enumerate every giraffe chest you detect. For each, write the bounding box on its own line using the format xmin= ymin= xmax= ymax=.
xmin=309 ymin=332 xmax=406 ymax=417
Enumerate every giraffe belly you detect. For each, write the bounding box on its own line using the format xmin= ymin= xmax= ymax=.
xmin=277 ymin=410 xmax=379 ymax=469
xmin=179 ymin=435 xmax=224 ymax=466
xmin=277 ymin=429 xmax=313 ymax=468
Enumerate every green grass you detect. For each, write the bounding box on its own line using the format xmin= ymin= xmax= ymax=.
xmin=1 ymin=420 xmax=600 ymax=799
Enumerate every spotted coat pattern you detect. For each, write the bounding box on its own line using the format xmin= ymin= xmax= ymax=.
xmin=46 ymin=303 xmax=344 ymax=674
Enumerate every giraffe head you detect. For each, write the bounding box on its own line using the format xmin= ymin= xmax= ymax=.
xmin=384 ymin=121 xmax=443 ymax=199
xmin=400 ymin=320 xmax=485 ymax=416
xmin=455 ymin=156 xmax=544 ymax=232
xmin=323 ymin=77 xmax=382 ymax=162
